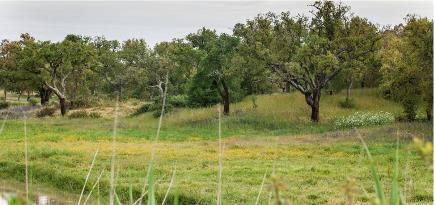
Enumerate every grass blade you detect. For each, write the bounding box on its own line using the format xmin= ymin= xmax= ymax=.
xmin=147 ymin=166 xmax=156 ymax=205
xmin=255 ymin=168 xmax=268 ymax=205
xmin=216 ymin=105 xmax=223 ymax=205
xmin=357 ymin=132 xmax=386 ymax=204
xmin=390 ymin=134 xmax=400 ymax=205
xmin=83 ymin=170 xmax=105 ymax=205
xmin=109 ymin=95 xmax=120 ymax=205
xmin=115 ymin=191 xmax=122 ymax=205
xmin=23 ymin=114 xmax=30 ymax=203
xmin=78 ymin=147 xmax=100 ymax=205
xmin=161 ymin=166 xmax=176 ymax=205
xmin=129 ymin=182 xmax=133 ymax=205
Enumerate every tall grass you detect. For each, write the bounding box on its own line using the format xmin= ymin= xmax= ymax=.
xmin=23 ymin=115 xmax=29 ymax=203
xmin=78 ymin=147 xmax=99 ymax=205
xmin=358 ymin=130 xmax=406 ymax=204
xmin=109 ymin=95 xmax=120 ymax=205
xmin=216 ymin=106 xmax=223 ymax=205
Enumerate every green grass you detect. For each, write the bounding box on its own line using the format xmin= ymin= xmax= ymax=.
xmin=0 ymin=89 xmax=432 ymax=204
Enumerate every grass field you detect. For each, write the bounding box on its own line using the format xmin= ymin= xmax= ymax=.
xmin=0 ymin=89 xmax=432 ymax=204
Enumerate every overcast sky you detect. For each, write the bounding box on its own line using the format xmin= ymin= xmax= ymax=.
xmin=0 ymin=1 xmax=433 ymax=46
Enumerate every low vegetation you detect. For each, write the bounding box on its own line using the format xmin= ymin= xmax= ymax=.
xmin=0 ymin=0 xmax=432 ymax=204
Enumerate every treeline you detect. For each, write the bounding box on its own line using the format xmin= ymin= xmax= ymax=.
xmin=0 ymin=1 xmax=432 ymax=122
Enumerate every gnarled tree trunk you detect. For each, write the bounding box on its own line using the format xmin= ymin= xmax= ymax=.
xmin=45 ymin=82 xmax=68 ymax=116
xmin=305 ymin=89 xmax=321 ymax=122
xmin=59 ymin=97 xmax=67 ymax=116
xmin=217 ymin=80 xmax=230 ymax=115
xmin=38 ymin=87 xmax=52 ymax=105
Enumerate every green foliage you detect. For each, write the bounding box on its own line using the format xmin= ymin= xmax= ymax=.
xmin=379 ymin=16 xmax=433 ymax=121
xmin=131 ymin=103 xmax=152 ymax=116
xmin=187 ymin=69 xmax=221 ymax=107
xmin=36 ymin=107 xmax=56 ymax=117
xmin=152 ymin=104 xmax=173 ymax=118
xmin=335 ymin=111 xmax=394 ymax=129
xmin=339 ymin=98 xmax=356 ymax=109
xmin=234 ymin=1 xmax=380 ymax=121
xmin=168 ymin=95 xmax=188 ymax=107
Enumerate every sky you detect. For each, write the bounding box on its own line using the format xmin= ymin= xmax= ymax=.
xmin=0 ymin=1 xmax=433 ymax=46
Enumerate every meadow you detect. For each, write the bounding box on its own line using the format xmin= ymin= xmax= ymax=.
xmin=0 ymin=89 xmax=433 ymax=204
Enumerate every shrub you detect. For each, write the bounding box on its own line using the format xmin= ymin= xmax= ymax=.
xmin=68 ymin=110 xmax=89 ymax=118
xmin=36 ymin=107 xmax=57 ymax=118
xmin=334 ymin=111 xmax=394 ymax=129
xmin=28 ymin=98 xmax=39 ymax=106
xmin=88 ymin=112 xmax=101 ymax=118
xmin=152 ymin=104 xmax=173 ymax=118
xmin=69 ymin=99 xmax=93 ymax=109
xmin=339 ymin=98 xmax=355 ymax=109
xmin=131 ymin=103 xmax=152 ymax=116
xmin=0 ymin=101 xmax=9 ymax=109
xmin=168 ymin=95 xmax=188 ymax=107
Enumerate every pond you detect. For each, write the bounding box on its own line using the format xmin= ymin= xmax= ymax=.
xmin=0 ymin=180 xmax=88 ymax=205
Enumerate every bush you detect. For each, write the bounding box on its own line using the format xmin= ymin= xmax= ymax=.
xmin=28 ymin=98 xmax=39 ymax=106
xmin=0 ymin=101 xmax=10 ymax=109
xmin=152 ymin=104 xmax=173 ymax=118
xmin=88 ymin=112 xmax=101 ymax=118
xmin=36 ymin=107 xmax=57 ymax=118
xmin=334 ymin=111 xmax=395 ymax=129
xmin=168 ymin=95 xmax=188 ymax=107
xmin=131 ymin=103 xmax=152 ymax=116
xmin=68 ymin=110 xmax=89 ymax=119
xmin=339 ymin=98 xmax=355 ymax=109
xmin=69 ymin=99 xmax=92 ymax=109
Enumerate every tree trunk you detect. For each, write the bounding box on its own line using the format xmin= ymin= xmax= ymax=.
xmin=216 ymin=80 xmax=230 ymax=115
xmin=221 ymin=81 xmax=230 ymax=115
xmin=305 ymin=89 xmax=321 ymax=122
xmin=59 ymin=97 xmax=67 ymax=116
xmin=346 ymin=79 xmax=353 ymax=100
xmin=26 ymin=91 xmax=31 ymax=101
xmin=223 ymin=95 xmax=230 ymax=115
xmin=38 ymin=87 xmax=52 ymax=105
xmin=3 ymin=90 xmax=6 ymax=102
xmin=17 ymin=91 xmax=22 ymax=101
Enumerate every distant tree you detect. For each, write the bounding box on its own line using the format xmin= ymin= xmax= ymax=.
xmin=187 ymin=28 xmax=243 ymax=114
xmin=0 ymin=39 xmax=21 ymax=101
xmin=379 ymin=16 xmax=433 ymax=121
xmin=118 ymin=39 xmax=151 ymax=99
xmin=339 ymin=17 xmax=380 ymax=100
xmin=154 ymin=40 xmax=202 ymax=96
xmin=92 ymin=36 xmax=123 ymax=97
xmin=41 ymin=35 xmax=95 ymax=115
xmin=234 ymin=1 xmax=378 ymax=122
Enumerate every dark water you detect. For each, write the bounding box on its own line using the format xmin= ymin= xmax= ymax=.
xmin=0 ymin=180 xmax=83 ymax=205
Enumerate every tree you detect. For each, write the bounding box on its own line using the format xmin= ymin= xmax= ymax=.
xmin=41 ymin=35 xmax=95 ymax=115
xmin=379 ymin=16 xmax=433 ymax=121
xmin=235 ymin=1 xmax=378 ymax=122
xmin=154 ymin=40 xmax=202 ymax=97
xmin=0 ymin=39 xmax=21 ymax=101
xmin=187 ymin=28 xmax=242 ymax=114
xmin=92 ymin=36 xmax=123 ymax=97
xmin=339 ymin=17 xmax=380 ymax=100
xmin=118 ymin=39 xmax=151 ymax=99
